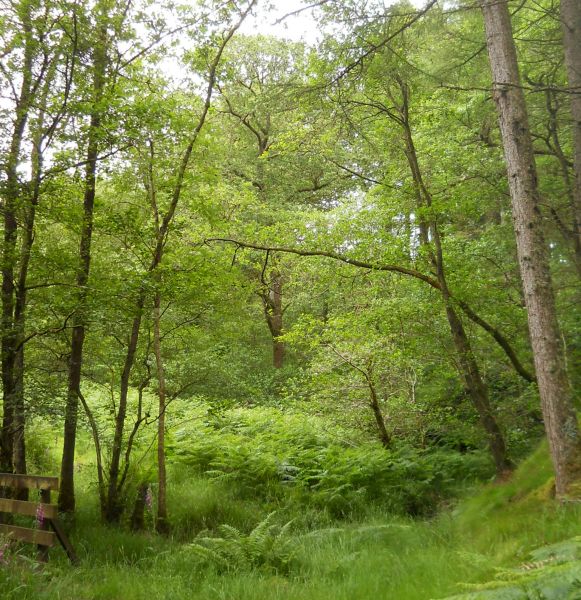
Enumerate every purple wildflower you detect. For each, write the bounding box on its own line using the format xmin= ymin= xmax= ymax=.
xmin=145 ymin=485 xmax=153 ymax=511
xmin=0 ymin=542 xmax=8 ymax=564
xmin=36 ymin=503 xmax=45 ymax=528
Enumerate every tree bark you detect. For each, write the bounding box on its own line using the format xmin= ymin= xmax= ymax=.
xmin=367 ymin=375 xmax=391 ymax=449
xmin=560 ymin=0 xmax=581 ymax=276
xmin=105 ymin=298 xmax=145 ymax=523
xmin=153 ymin=292 xmax=169 ymax=534
xmin=1 ymin=4 xmax=33 ymax=476
xmin=397 ymin=82 xmax=511 ymax=475
xmin=481 ymin=0 xmax=581 ymax=497
xmin=261 ymin=271 xmax=285 ymax=368
xmin=59 ymin=14 xmax=108 ymax=514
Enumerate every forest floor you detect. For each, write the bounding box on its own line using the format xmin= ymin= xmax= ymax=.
xmin=1 ymin=436 xmax=581 ymax=599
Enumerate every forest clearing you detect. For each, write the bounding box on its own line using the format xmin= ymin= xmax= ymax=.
xmin=0 ymin=0 xmax=580 ymax=598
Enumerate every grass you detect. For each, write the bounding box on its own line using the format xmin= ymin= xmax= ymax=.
xmin=2 ymin=436 xmax=581 ymax=599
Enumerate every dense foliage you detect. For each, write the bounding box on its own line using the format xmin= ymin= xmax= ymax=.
xmin=0 ymin=0 xmax=580 ymax=597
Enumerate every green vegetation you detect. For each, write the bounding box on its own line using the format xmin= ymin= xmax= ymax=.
xmin=2 ymin=415 xmax=581 ymax=599
xmin=1 ymin=0 xmax=580 ymax=596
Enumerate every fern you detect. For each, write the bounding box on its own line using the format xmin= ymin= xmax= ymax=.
xmin=185 ymin=512 xmax=296 ymax=574
xmin=443 ymin=539 xmax=581 ymax=600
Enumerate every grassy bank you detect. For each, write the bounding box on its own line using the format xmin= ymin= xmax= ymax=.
xmin=1 ymin=427 xmax=580 ymax=599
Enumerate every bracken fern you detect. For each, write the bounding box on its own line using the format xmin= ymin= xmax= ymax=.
xmin=185 ymin=512 xmax=296 ymax=574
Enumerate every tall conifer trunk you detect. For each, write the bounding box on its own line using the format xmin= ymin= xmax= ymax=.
xmin=480 ymin=0 xmax=581 ymax=496
xmin=560 ymin=0 xmax=581 ymax=275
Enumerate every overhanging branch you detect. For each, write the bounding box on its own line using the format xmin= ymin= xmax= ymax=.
xmin=205 ymin=237 xmax=535 ymax=383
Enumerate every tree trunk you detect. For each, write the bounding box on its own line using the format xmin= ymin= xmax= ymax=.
xmin=560 ymin=0 xmax=581 ymax=275
xmin=367 ymin=376 xmax=391 ymax=449
xmin=153 ymin=292 xmax=169 ymax=534
xmin=101 ymin=2 xmax=254 ymax=522
xmin=437 ymin=243 xmax=511 ymax=474
xmin=442 ymin=289 xmax=511 ymax=472
xmin=398 ymin=86 xmax=511 ymax=475
xmin=12 ymin=198 xmax=34 ymax=484
xmin=1 ymin=6 xmax=33 ymax=476
xmin=481 ymin=0 xmax=581 ymax=497
xmin=104 ymin=297 xmax=145 ymax=523
xmin=12 ymin=170 xmax=40 ymax=499
xmin=262 ymin=272 xmax=285 ymax=368
xmin=270 ymin=274 xmax=285 ymax=369
xmin=130 ymin=482 xmax=149 ymax=532
xmin=59 ymin=16 xmax=107 ymax=514
xmin=12 ymin=348 xmax=26 ymax=491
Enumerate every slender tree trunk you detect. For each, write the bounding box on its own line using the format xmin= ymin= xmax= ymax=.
xmin=145 ymin=145 xmax=169 ymax=533
xmin=560 ymin=0 xmax=581 ymax=275
xmin=436 ymin=238 xmax=510 ymax=473
xmin=271 ymin=275 xmax=284 ymax=369
xmin=101 ymin=1 xmax=255 ymax=522
xmin=13 ymin=80 xmax=52 ymax=494
xmin=59 ymin=18 xmax=107 ymax=514
xmin=12 ymin=350 xmax=26 ymax=482
xmin=367 ymin=376 xmax=391 ymax=449
xmin=481 ymin=0 xmax=581 ymax=497
xmin=12 ymin=203 xmax=33 ymax=483
xmin=77 ymin=390 xmax=106 ymax=516
xmin=105 ymin=297 xmax=145 ymax=523
xmin=12 ymin=199 xmax=37 ymax=488
xmin=441 ymin=280 xmax=511 ymax=472
xmin=153 ymin=292 xmax=169 ymax=534
xmin=1 ymin=6 xmax=33 ymax=476
xmin=262 ymin=272 xmax=285 ymax=368
xmin=397 ymin=88 xmax=511 ymax=475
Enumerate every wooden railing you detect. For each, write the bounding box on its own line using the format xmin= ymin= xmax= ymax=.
xmin=0 ymin=473 xmax=78 ymax=564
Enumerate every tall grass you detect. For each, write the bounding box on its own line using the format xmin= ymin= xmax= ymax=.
xmin=2 ymin=414 xmax=580 ymax=599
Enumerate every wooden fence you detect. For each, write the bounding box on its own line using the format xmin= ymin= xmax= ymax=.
xmin=0 ymin=473 xmax=78 ymax=564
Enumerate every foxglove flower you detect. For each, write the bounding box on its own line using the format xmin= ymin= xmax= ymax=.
xmin=145 ymin=485 xmax=153 ymax=511
xmin=36 ymin=503 xmax=45 ymax=528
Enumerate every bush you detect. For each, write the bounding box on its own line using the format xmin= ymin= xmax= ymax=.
xmin=172 ymin=406 xmax=494 ymax=518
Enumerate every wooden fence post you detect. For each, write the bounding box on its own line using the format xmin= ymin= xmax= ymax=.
xmin=0 ymin=473 xmax=78 ymax=565
xmin=37 ymin=488 xmax=51 ymax=562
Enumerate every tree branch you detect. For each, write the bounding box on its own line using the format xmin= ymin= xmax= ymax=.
xmin=205 ymin=237 xmax=535 ymax=383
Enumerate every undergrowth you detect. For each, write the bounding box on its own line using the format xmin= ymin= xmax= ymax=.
xmin=1 ymin=410 xmax=580 ymax=599
xmin=171 ymin=405 xmax=493 ymax=518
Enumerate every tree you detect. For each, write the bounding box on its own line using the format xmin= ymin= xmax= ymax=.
xmin=0 ymin=0 xmax=75 ymax=484
xmin=560 ymin=0 xmax=581 ymax=275
xmin=98 ymin=0 xmax=257 ymax=523
xmin=59 ymin=0 xmax=113 ymax=514
xmin=215 ymin=35 xmax=346 ymax=369
xmin=480 ymin=0 xmax=581 ymax=497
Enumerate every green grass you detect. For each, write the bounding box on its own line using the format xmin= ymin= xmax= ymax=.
xmin=2 ymin=438 xmax=581 ymax=599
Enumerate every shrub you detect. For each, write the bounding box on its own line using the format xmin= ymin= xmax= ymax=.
xmin=173 ymin=406 xmax=493 ymax=517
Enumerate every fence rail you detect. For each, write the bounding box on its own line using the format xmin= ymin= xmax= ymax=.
xmin=0 ymin=473 xmax=78 ymax=564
